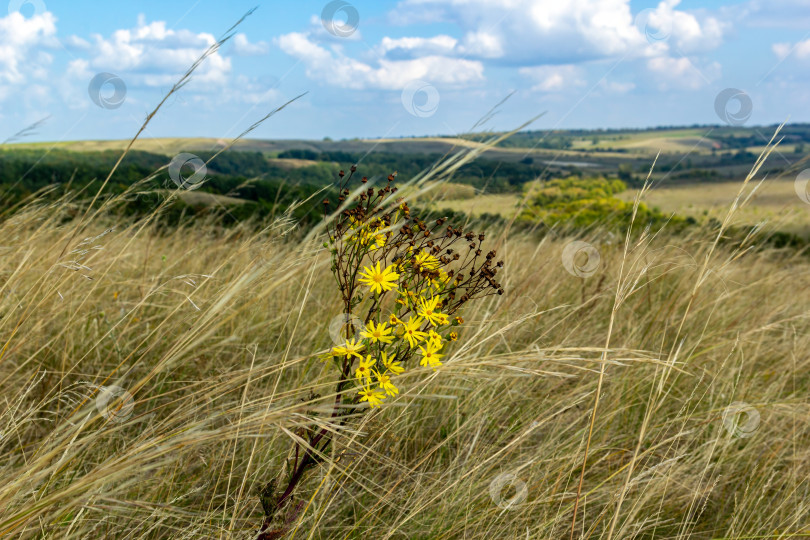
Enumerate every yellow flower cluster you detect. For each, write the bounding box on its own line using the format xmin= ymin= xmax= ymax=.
xmin=346 ymin=216 xmax=387 ymax=250
xmin=329 ymin=248 xmax=461 ymax=408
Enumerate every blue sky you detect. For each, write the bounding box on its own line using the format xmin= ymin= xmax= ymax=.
xmin=0 ymin=0 xmax=809 ymax=142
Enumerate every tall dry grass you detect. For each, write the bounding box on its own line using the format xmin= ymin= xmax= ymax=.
xmin=1 ymin=151 xmax=809 ymax=539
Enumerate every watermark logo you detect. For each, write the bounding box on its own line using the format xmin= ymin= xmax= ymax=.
xmin=328 ymin=312 xmax=363 ymax=345
xmin=321 ymin=1 xmax=359 ymax=38
xmin=562 ymin=241 xmax=600 ymax=278
xmin=721 ymin=401 xmax=760 ymax=438
xmin=634 ymin=8 xmax=672 ymax=43
xmin=488 ymin=472 xmax=528 ymax=510
xmin=168 ymin=153 xmax=207 ymax=190
xmin=714 ymin=88 xmax=752 ymax=126
xmin=794 ymin=169 xmax=810 ymax=204
xmin=8 ymin=0 xmax=46 ymax=16
xmin=95 ymin=385 xmax=134 ymax=423
xmin=401 ymin=80 xmax=440 ymax=118
xmin=88 ymin=73 xmax=127 ymax=110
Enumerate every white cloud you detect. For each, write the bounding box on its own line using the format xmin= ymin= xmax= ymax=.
xmin=392 ymin=0 xmax=642 ymax=64
xmin=76 ymin=18 xmax=231 ymax=88
xmin=276 ymin=32 xmax=484 ymax=90
xmin=646 ymin=56 xmax=720 ymax=90
xmin=457 ymin=31 xmax=503 ymax=59
xmin=64 ymin=35 xmax=91 ymax=50
xmin=772 ymin=39 xmax=810 ymax=61
xmin=599 ymin=79 xmax=635 ymax=93
xmin=393 ymin=0 xmax=727 ymax=65
xmin=231 ymin=33 xmax=269 ymax=56
xmin=740 ymin=0 xmax=810 ymax=28
xmin=376 ymin=35 xmax=457 ymax=58
xmin=519 ymin=65 xmax=585 ymax=92
xmin=387 ymin=0 xmax=729 ymax=82
xmin=0 ymin=11 xmax=57 ymax=86
xmin=641 ymin=0 xmax=726 ymax=53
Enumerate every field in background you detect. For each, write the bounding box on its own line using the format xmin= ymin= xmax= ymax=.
xmin=617 ymin=179 xmax=810 ymax=236
xmin=11 ymin=128 xmax=808 ymax=237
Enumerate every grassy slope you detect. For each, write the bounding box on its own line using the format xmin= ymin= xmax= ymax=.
xmin=10 ymin=128 xmax=720 ymax=161
xmin=1 ymin=170 xmax=809 ymax=538
xmin=616 ymin=178 xmax=810 ymax=236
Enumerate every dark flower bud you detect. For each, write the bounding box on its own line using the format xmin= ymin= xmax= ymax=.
xmin=350 ymin=165 xmax=357 ymax=172
xmin=478 ymin=234 xmax=485 ymax=241
xmin=339 ymin=170 xmax=345 ymax=178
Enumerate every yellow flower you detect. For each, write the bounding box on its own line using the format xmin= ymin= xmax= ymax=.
xmin=449 ymin=331 xmax=458 ymax=341
xmin=361 ymin=320 xmax=393 ymax=344
xmin=355 ymin=354 xmax=376 ymax=384
xmin=401 ymin=316 xmax=427 ymax=349
xmin=358 ymin=262 xmax=400 ymax=294
xmin=454 ymin=316 xmax=464 ymax=325
xmin=332 ymin=338 xmax=365 ymax=360
xmin=376 ymin=370 xmax=399 ymax=397
xmin=358 ymin=386 xmax=386 ymax=408
xmin=427 ymin=329 xmax=443 ymax=348
xmin=418 ymin=342 xmax=444 ymax=369
xmin=389 ymin=314 xmax=401 ymax=326
xmin=417 ymin=296 xmax=446 ymax=327
xmin=414 ymin=250 xmax=440 ymax=271
xmin=381 ymin=351 xmax=404 ymax=375
xmin=372 ymin=230 xmax=386 ymax=250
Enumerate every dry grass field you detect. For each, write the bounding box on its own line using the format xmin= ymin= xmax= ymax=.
xmin=435 ymin=176 xmax=810 ymax=238
xmin=2 ymin=147 xmax=810 ymax=538
xmin=617 ymin=179 xmax=810 ymax=236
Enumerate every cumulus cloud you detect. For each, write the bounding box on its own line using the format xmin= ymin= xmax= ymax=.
xmin=599 ymin=79 xmax=635 ymax=94
xmin=772 ymin=39 xmax=810 ymax=61
xmin=375 ymin=35 xmax=457 ymax=59
xmin=231 ymin=33 xmax=269 ymax=56
xmin=0 ymin=11 xmax=57 ymax=86
xmin=646 ymin=56 xmax=721 ymax=90
xmin=519 ymin=65 xmax=585 ymax=92
xmin=276 ymin=32 xmax=484 ymax=90
xmin=70 ymin=16 xmax=231 ymax=88
xmin=392 ymin=0 xmax=727 ymax=64
xmin=740 ymin=0 xmax=810 ymax=28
